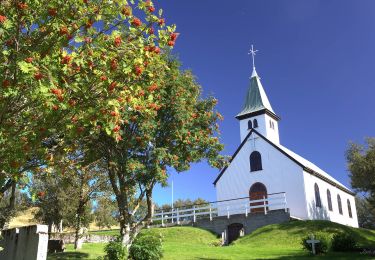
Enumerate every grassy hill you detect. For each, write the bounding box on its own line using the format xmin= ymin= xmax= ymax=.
xmin=48 ymin=220 xmax=375 ymax=259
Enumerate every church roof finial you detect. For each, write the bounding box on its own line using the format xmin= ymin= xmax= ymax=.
xmin=248 ymin=44 xmax=258 ymax=78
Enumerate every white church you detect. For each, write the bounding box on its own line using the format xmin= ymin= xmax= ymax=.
xmin=213 ymin=49 xmax=358 ymax=228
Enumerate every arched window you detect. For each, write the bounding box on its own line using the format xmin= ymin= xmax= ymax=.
xmin=248 ymin=120 xmax=252 ymax=129
xmin=337 ymin=194 xmax=343 ymax=215
xmin=327 ymin=189 xmax=333 ymax=211
xmin=250 ymin=151 xmax=262 ymax=172
xmin=253 ymin=119 xmax=258 ymax=128
xmin=314 ymin=183 xmax=321 ymax=208
xmin=347 ymin=199 xmax=352 ymax=218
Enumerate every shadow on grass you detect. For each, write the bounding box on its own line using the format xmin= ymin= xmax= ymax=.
xmin=274 ymin=251 xmax=375 ymax=259
xmin=48 ymin=252 xmax=89 ymax=259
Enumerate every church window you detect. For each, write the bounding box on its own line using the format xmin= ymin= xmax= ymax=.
xmin=253 ymin=119 xmax=258 ymax=128
xmin=314 ymin=183 xmax=321 ymax=208
xmin=250 ymin=151 xmax=262 ymax=172
xmin=347 ymin=199 xmax=352 ymax=218
xmin=327 ymin=189 xmax=333 ymax=211
xmin=248 ymin=120 xmax=252 ymax=129
xmin=337 ymin=195 xmax=343 ymax=215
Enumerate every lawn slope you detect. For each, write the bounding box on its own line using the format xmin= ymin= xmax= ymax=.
xmin=48 ymin=220 xmax=375 ymax=259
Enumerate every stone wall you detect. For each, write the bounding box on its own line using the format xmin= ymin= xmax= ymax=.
xmin=193 ymin=209 xmax=290 ymax=236
xmin=0 ymin=225 xmax=49 ymax=260
xmin=49 ymin=233 xmax=114 ymax=244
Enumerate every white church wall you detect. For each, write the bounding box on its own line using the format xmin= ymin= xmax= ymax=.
xmin=216 ymin=132 xmax=308 ymax=219
xmin=239 ymin=114 xmax=279 ymax=144
xmin=239 ymin=115 xmax=266 ymax=142
xmin=302 ymin=171 xmax=358 ymax=227
xmin=265 ymin=114 xmax=280 ymax=144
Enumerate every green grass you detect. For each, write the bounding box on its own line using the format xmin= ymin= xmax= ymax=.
xmin=48 ymin=220 xmax=375 ymax=259
xmin=48 ymin=243 xmax=106 ymax=259
xmin=88 ymin=229 xmax=120 ymax=236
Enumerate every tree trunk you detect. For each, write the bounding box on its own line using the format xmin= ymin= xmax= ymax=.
xmin=74 ymin=177 xmax=85 ymax=250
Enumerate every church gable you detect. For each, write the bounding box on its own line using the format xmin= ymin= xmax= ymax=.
xmin=213 ymin=129 xmax=303 ymax=186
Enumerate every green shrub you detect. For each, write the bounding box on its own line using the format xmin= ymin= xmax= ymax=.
xmin=331 ymin=232 xmax=357 ymax=252
xmin=301 ymin=232 xmax=331 ymax=254
xmin=104 ymin=237 xmax=127 ymax=260
xmin=129 ymin=233 xmax=163 ymax=260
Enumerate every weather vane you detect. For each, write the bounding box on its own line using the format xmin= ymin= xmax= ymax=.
xmin=248 ymin=44 xmax=258 ymax=69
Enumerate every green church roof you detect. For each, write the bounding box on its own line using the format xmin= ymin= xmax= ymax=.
xmin=236 ymin=68 xmax=275 ymax=119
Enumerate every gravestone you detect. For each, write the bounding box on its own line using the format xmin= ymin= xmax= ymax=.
xmin=306 ymin=234 xmax=320 ymax=255
xmin=0 ymin=224 xmax=48 ymax=260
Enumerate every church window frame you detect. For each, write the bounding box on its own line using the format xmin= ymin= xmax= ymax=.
xmin=337 ymin=194 xmax=343 ymax=215
xmin=314 ymin=183 xmax=322 ymax=208
xmin=327 ymin=189 xmax=333 ymax=211
xmin=248 ymin=120 xmax=252 ymax=129
xmin=253 ymin=119 xmax=258 ymax=128
xmin=250 ymin=151 xmax=262 ymax=172
xmin=347 ymin=199 xmax=353 ymax=218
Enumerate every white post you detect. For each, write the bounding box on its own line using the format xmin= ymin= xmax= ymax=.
xmin=227 ymin=206 xmax=230 ymax=219
xmin=209 ymin=205 xmax=212 ymax=221
xmin=284 ymin=193 xmax=287 ymax=212
xmin=263 ymin=196 xmax=267 ymax=215
xmin=171 ymin=208 xmax=174 ymax=224
xmin=193 ymin=205 xmax=196 ymax=222
xmin=245 ymin=205 xmax=248 ymax=217
xmin=161 ymin=210 xmax=164 ymax=226
xmin=177 ymin=208 xmax=180 ymax=224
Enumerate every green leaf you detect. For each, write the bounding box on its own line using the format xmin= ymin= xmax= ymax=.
xmin=18 ymin=61 xmax=35 ymax=74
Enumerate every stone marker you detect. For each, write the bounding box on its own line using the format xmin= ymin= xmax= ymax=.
xmin=306 ymin=234 xmax=320 ymax=255
xmin=0 ymin=224 xmax=48 ymax=260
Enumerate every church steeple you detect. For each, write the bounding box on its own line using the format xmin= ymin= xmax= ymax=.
xmin=235 ymin=67 xmax=276 ymax=119
xmin=236 ymin=46 xmax=280 ymax=144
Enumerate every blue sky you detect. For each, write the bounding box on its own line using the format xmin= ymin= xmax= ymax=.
xmin=152 ymin=0 xmax=375 ymax=206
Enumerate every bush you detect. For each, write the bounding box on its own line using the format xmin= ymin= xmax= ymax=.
xmin=301 ymin=232 xmax=332 ymax=254
xmin=129 ymin=233 xmax=163 ymax=260
xmin=331 ymin=232 xmax=357 ymax=252
xmin=104 ymin=237 xmax=127 ymax=260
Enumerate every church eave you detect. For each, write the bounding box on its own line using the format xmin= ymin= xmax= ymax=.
xmin=235 ymin=108 xmax=281 ymax=121
xmin=213 ymin=129 xmax=355 ymax=196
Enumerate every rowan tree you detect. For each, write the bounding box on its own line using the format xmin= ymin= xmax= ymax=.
xmin=89 ymin=57 xmax=226 ymax=245
xmin=0 ymin=0 xmax=175 ymax=200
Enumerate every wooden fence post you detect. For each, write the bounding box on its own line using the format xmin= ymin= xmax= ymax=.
xmin=263 ymin=196 xmax=267 ymax=215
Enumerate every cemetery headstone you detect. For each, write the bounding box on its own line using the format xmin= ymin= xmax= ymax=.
xmin=306 ymin=234 xmax=320 ymax=255
xmin=0 ymin=224 xmax=48 ymax=260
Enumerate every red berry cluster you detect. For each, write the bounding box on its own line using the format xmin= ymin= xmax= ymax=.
xmin=0 ymin=15 xmax=6 ymax=23
xmin=168 ymin=33 xmax=178 ymax=46
xmin=2 ymin=79 xmax=10 ymax=88
xmin=34 ymin=72 xmax=43 ymax=80
xmin=132 ymin=18 xmax=142 ymax=27
xmin=61 ymin=55 xmax=72 ymax=64
xmin=114 ymin=36 xmax=122 ymax=47
xmin=48 ymin=8 xmax=57 ymax=16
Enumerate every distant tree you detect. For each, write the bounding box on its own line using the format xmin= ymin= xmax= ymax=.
xmin=346 ymin=138 xmax=375 ymax=208
xmin=355 ymin=196 xmax=375 ymax=229
xmin=0 ymin=184 xmax=31 ymax=228
xmin=31 ymin=149 xmax=109 ymax=249
xmin=94 ymin=196 xmax=118 ymax=230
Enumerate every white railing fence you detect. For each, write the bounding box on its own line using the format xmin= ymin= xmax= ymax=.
xmin=151 ymin=192 xmax=287 ymax=226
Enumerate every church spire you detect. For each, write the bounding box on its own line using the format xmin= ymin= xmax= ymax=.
xmin=236 ymin=45 xmax=277 ymax=120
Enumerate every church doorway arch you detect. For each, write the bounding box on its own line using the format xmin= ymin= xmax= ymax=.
xmin=227 ymin=223 xmax=244 ymax=244
xmin=249 ymin=182 xmax=268 ymax=213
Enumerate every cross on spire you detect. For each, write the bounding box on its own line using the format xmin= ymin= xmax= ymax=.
xmin=248 ymin=44 xmax=258 ymax=69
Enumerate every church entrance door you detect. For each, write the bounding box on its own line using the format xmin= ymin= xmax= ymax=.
xmin=227 ymin=223 xmax=243 ymax=244
xmin=249 ymin=182 xmax=268 ymax=213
